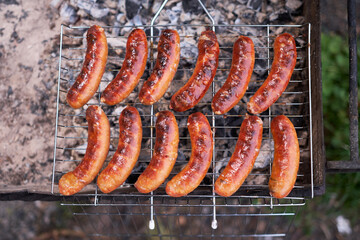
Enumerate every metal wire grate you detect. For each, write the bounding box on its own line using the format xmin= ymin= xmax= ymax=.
xmin=52 ymin=0 xmax=313 ymax=237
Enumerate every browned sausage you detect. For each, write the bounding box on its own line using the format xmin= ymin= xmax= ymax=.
xmin=166 ymin=112 xmax=213 ymax=197
xmin=247 ymin=33 xmax=297 ymax=114
xmin=170 ymin=30 xmax=219 ymax=112
xmin=212 ymin=36 xmax=255 ymax=115
xmin=135 ymin=111 xmax=179 ymax=193
xmin=67 ymin=25 xmax=108 ymax=109
xmin=101 ymin=29 xmax=148 ymax=105
xmin=139 ymin=29 xmax=180 ymax=105
xmin=97 ymin=106 xmax=142 ymax=193
xmin=215 ymin=115 xmax=263 ymax=197
xmin=59 ymin=106 xmax=110 ymax=195
xmin=269 ymin=115 xmax=300 ymax=199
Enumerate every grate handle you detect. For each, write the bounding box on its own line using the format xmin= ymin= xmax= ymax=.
xmin=326 ymin=0 xmax=359 ymax=172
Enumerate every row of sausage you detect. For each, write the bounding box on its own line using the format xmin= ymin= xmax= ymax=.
xmin=59 ymin=105 xmax=300 ymax=199
xmin=66 ymin=25 xmax=297 ymax=115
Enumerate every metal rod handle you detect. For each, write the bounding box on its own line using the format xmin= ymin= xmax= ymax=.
xmin=348 ymin=0 xmax=359 ymax=164
xmin=327 ymin=0 xmax=359 ymax=172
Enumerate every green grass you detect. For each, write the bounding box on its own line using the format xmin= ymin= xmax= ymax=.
xmin=321 ymin=32 xmax=360 ymax=222
xmin=321 ymin=33 xmax=360 ymax=160
xmin=294 ymin=33 xmax=360 ymax=236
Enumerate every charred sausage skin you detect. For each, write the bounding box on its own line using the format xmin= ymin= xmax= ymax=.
xmin=170 ymin=30 xmax=219 ymax=112
xmin=59 ymin=106 xmax=110 ymax=195
xmin=212 ymin=36 xmax=255 ymax=115
xmin=139 ymin=29 xmax=180 ymax=105
xmin=101 ymin=29 xmax=148 ymax=105
xmin=215 ymin=115 xmax=263 ymax=197
xmin=166 ymin=112 xmax=213 ymax=197
xmin=247 ymin=33 xmax=297 ymax=114
xmin=269 ymin=115 xmax=300 ymax=199
xmin=135 ymin=111 xmax=179 ymax=193
xmin=67 ymin=25 xmax=108 ymax=109
xmin=97 ymin=106 xmax=142 ymax=193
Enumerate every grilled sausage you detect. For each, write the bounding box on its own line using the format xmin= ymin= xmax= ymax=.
xmin=247 ymin=33 xmax=297 ymax=114
xmin=215 ymin=115 xmax=263 ymax=197
xmin=212 ymin=36 xmax=255 ymax=115
xmin=269 ymin=115 xmax=300 ymax=199
xmin=170 ymin=30 xmax=219 ymax=112
xmin=135 ymin=111 xmax=179 ymax=193
xmin=101 ymin=29 xmax=148 ymax=105
xmin=139 ymin=29 xmax=180 ymax=105
xmin=67 ymin=25 xmax=108 ymax=109
xmin=59 ymin=106 xmax=110 ymax=195
xmin=166 ymin=112 xmax=213 ymax=197
xmin=97 ymin=106 xmax=142 ymax=193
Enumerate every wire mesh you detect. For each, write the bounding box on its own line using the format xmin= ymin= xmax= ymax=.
xmin=52 ymin=16 xmax=312 ymax=238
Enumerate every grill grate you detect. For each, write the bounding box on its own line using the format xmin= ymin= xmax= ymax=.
xmin=52 ymin=0 xmax=313 ymax=237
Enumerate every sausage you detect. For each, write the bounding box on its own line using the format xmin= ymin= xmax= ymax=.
xmin=170 ymin=30 xmax=219 ymax=112
xmin=97 ymin=106 xmax=142 ymax=193
xmin=135 ymin=111 xmax=179 ymax=193
xmin=212 ymin=36 xmax=255 ymax=115
xmin=166 ymin=112 xmax=213 ymax=197
xmin=269 ymin=115 xmax=300 ymax=199
xmin=67 ymin=25 xmax=108 ymax=109
xmin=247 ymin=33 xmax=297 ymax=114
xmin=215 ymin=115 xmax=263 ymax=197
xmin=139 ymin=29 xmax=180 ymax=105
xmin=59 ymin=106 xmax=110 ymax=195
xmin=101 ymin=29 xmax=148 ymax=105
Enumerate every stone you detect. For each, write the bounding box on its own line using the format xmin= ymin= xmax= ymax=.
xmin=180 ymin=12 xmax=192 ymax=22
xmin=285 ymin=0 xmax=303 ymax=12
xmin=227 ymin=12 xmax=234 ymax=20
xmin=166 ymin=9 xmax=178 ymax=24
xmin=117 ymin=13 xmax=126 ymax=23
xmin=256 ymin=12 xmax=267 ymax=23
xmin=253 ymin=140 xmax=272 ymax=169
xmin=247 ymin=0 xmax=262 ymax=11
xmin=228 ymin=3 xmax=235 ymax=13
xmin=172 ymin=2 xmax=182 ymax=13
xmin=125 ymin=0 xmax=141 ymax=20
xmin=76 ymin=0 xmax=109 ymax=19
xmin=112 ymin=106 xmax=126 ymax=116
xmin=75 ymin=143 xmax=87 ymax=155
xmin=215 ymin=157 xmax=229 ymax=176
xmin=233 ymin=5 xmax=247 ymax=17
xmin=269 ymin=9 xmax=291 ymax=22
xmin=118 ymin=0 xmax=125 ymax=13
xmin=50 ymin=0 xmax=63 ymax=9
xmin=151 ymin=1 xmax=161 ymax=15
xmin=104 ymin=0 xmax=118 ymax=9
xmin=7 ymin=86 xmax=13 ymax=97
xmin=77 ymin=0 xmax=93 ymax=12
xmin=234 ymin=18 xmax=242 ymax=25
xmin=90 ymin=6 xmax=109 ymax=19
xmin=182 ymin=0 xmax=202 ymax=14
xmin=59 ymin=3 xmax=78 ymax=24
xmin=132 ymin=14 xmax=143 ymax=26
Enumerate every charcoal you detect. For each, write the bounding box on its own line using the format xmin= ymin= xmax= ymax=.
xmin=59 ymin=3 xmax=78 ymax=24
xmin=125 ymin=0 xmax=141 ymax=20
xmin=247 ymin=0 xmax=262 ymax=11
xmin=285 ymin=0 xmax=303 ymax=13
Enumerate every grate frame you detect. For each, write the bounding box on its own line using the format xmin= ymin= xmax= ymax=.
xmin=51 ymin=0 xmax=313 ymax=237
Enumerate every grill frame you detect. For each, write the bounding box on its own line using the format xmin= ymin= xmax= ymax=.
xmin=49 ymin=0 xmax=326 ymax=238
xmin=52 ymin=23 xmax=314 ymax=195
